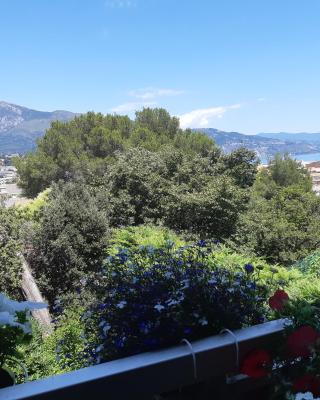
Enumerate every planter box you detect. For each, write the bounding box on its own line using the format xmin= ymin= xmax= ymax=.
xmin=0 ymin=319 xmax=286 ymax=400
xmin=0 ymin=367 xmax=15 ymax=389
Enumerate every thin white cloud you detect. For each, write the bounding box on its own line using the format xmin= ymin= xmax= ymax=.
xmin=178 ymin=104 xmax=241 ymax=129
xmin=257 ymin=97 xmax=266 ymax=102
xmin=129 ymin=87 xmax=184 ymax=100
xmin=111 ymin=101 xmax=156 ymax=114
xmin=105 ymin=0 xmax=137 ymax=8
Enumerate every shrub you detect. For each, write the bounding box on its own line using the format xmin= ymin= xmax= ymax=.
xmin=233 ymin=187 xmax=320 ymax=265
xmin=83 ymin=242 xmax=270 ymax=364
xmin=26 ymin=181 xmax=110 ymax=305
xmin=294 ymin=250 xmax=320 ymax=276
xmin=107 ymin=225 xmax=185 ymax=254
xmin=0 ymin=293 xmax=47 ymax=370
xmin=18 ymin=188 xmax=51 ymax=222
xmin=101 ymin=147 xmax=253 ymax=239
xmin=0 ymin=208 xmax=23 ymax=298
xmin=207 ymin=244 xmax=303 ymax=289
xmin=12 ymin=306 xmax=88 ymax=383
xmin=15 ymin=109 xmax=221 ymax=197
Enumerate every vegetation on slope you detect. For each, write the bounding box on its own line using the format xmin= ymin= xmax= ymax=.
xmin=2 ymin=108 xmax=320 ymax=385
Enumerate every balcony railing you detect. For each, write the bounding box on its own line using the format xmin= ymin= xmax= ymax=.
xmin=0 ymin=319 xmax=286 ymax=400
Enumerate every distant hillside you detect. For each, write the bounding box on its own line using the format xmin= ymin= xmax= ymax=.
xmin=0 ymin=101 xmax=76 ymax=153
xmin=258 ymin=132 xmax=320 ymax=143
xmin=196 ymin=128 xmax=320 ymax=161
xmin=2 ymin=101 xmax=320 ymax=158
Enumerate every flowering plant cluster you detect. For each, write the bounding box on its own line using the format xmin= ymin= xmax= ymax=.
xmin=83 ymin=241 xmax=270 ymax=364
xmin=0 ymin=293 xmax=47 ymax=368
xmin=240 ymin=289 xmax=320 ymax=399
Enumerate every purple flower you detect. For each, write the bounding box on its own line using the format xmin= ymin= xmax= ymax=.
xmin=183 ymin=327 xmax=192 ymax=335
xmin=244 ymin=263 xmax=254 ymax=273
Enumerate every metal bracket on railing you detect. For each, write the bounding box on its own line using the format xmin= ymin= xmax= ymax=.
xmin=220 ymin=329 xmax=240 ymax=385
xmin=181 ymin=338 xmax=198 ymax=381
xmin=7 ymin=357 xmax=29 ymax=384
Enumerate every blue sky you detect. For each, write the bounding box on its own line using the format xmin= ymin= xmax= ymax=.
xmin=1 ymin=0 xmax=320 ymax=133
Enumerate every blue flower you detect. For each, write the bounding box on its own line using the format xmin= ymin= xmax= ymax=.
xmin=244 ymin=263 xmax=254 ymax=273
xmin=183 ymin=327 xmax=192 ymax=335
xmin=138 ymin=322 xmax=150 ymax=334
xmin=98 ymin=303 xmax=108 ymax=311
xmin=115 ymin=337 xmax=126 ymax=349
xmin=84 ymin=240 xmax=269 ymax=365
xmin=143 ymin=338 xmax=159 ymax=347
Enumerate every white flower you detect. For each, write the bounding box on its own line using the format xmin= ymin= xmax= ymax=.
xmin=103 ymin=324 xmax=111 ymax=336
xmin=295 ymin=392 xmax=320 ymax=400
xmin=199 ymin=317 xmax=208 ymax=326
xmin=0 ymin=311 xmax=15 ymax=326
xmin=95 ymin=344 xmax=104 ymax=352
xmin=154 ymin=304 xmax=165 ymax=312
xmin=0 ymin=311 xmax=31 ymax=333
xmin=99 ymin=320 xmax=112 ymax=336
xmin=116 ymin=301 xmax=127 ymax=309
xmin=0 ymin=293 xmax=47 ymax=314
xmin=167 ymin=299 xmax=179 ymax=307
xmin=0 ymin=293 xmax=47 ymax=333
xmin=82 ymin=310 xmax=92 ymax=320
xmin=181 ymin=279 xmax=190 ymax=289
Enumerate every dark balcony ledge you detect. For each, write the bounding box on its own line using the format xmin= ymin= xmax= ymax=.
xmin=0 ymin=319 xmax=286 ymax=400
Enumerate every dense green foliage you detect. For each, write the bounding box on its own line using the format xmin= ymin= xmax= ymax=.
xmin=25 ymin=182 xmax=110 ymax=304
xmin=18 ymin=189 xmax=51 ymax=222
xmin=15 ymin=109 xmax=219 ymax=197
xmin=99 ymin=147 xmax=253 ymax=237
xmin=294 ymin=250 xmax=320 ymax=276
xmin=108 ymin=225 xmax=185 ymax=253
xmin=11 ymin=308 xmax=87 ymax=382
xmin=3 ymin=107 xmax=320 ymax=387
xmin=0 ymin=312 xmax=31 ymax=368
xmin=233 ymin=156 xmax=320 ymax=265
xmin=84 ymin=242 xmax=270 ymax=363
xmin=0 ymin=208 xmax=22 ymax=298
xmin=17 ymin=110 xmax=259 ymax=307
xmin=268 ymin=153 xmax=312 ymax=190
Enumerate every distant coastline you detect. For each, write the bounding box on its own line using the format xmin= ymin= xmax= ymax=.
xmin=260 ymin=152 xmax=320 ymax=165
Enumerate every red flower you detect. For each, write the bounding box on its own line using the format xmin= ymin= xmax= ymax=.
xmin=240 ymin=349 xmax=271 ymax=378
xmin=293 ymin=374 xmax=320 ymax=397
xmin=287 ymin=325 xmax=319 ymax=358
xmin=269 ymin=289 xmax=289 ymax=311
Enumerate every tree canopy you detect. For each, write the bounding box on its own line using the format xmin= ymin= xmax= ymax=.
xmin=15 ymin=108 xmax=220 ymax=197
xmin=233 ymin=155 xmax=320 ymax=264
xmin=0 ymin=207 xmax=22 ymax=298
xmin=25 ymin=182 xmax=110 ymax=304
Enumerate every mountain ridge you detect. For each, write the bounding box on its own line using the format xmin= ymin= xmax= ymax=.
xmin=1 ymin=101 xmax=320 ymax=158
xmin=195 ymin=128 xmax=320 ymax=161
xmin=0 ymin=101 xmax=76 ymax=153
xmin=257 ymin=132 xmax=320 ymax=143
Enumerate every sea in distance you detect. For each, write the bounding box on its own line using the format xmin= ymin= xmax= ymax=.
xmin=260 ymin=152 xmax=320 ymax=165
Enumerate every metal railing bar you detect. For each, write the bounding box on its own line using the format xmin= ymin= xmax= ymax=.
xmin=0 ymin=319 xmax=286 ymax=400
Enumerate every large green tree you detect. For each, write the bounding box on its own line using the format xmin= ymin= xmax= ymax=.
xmin=26 ymin=182 xmax=110 ymax=304
xmin=233 ymin=155 xmax=319 ymax=265
xmin=15 ymin=109 xmax=220 ymax=197
xmin=0 ymin=207 xmax=22 ymax=298
xmin=99 ymin=147 xmax=254 ymax=238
